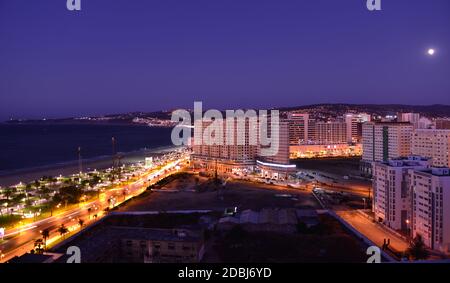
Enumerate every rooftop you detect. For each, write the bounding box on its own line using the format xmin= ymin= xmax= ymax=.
xmin=416 ymin=167 xmax=450 ymax=177
xmin=381 ymin=156 xmax=430 ymax=167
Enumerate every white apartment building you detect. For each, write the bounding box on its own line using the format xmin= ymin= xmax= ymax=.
xmin=398 ymin=112 xmax=420 ymax=129
xmin=192 ymin=117 xmax=294 ymax=179
xmin=411 ymin=167 xmax=450 ymax=254
xmin=361 ymin=122 xmax=413 ymax=176
xmin=411 ymin=129 xmax=450 ymax=168
xmin=258 ymin=120 xmax=296 ymax=179
xmin=287 ymin=112 xmax=309 ymax=145
xmin=372 ymin=156 xmax=430 ymax=231
xmin=436 ymin=119 xmax=450 ymax=130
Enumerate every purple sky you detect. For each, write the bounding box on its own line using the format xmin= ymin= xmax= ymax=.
xmin=0 ymin=0 xmax=449 ymax=120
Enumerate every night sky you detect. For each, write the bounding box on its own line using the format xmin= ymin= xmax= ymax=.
xmin=0 ymin=0 xmax=449 ymax=120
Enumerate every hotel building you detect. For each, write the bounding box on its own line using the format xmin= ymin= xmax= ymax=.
xmin=436 ymin=119 xmax=450 ymax=130
xmin=191 ymin=118 xmax=258 ymax=175
xmin=411 ymin=167 xmax=450 ymax=254
xmin=191 ymin=116 xmax=295 ymax=179
xmin=314 ymin=121 xmax=347 ymax=144
xmin=287 ymin=112 xmax=309 ymax=145
xmin=411 ymin=129 xmax=450 ymax=168
xmin=290 ymin=143 xmax=362 ymax=159
xmin=398 ymin=112 xmax=420 ymax=129
xmin=361 ymin=122 xmax=413 ymax=176
xmin=418 ymin=117 xmax=433 ymax=129
xmin=372 ymin=156 xmax=430 ymax=231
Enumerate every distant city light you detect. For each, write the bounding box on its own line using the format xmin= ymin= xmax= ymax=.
xmin=256 ymin=160 xmax=296 ymax=169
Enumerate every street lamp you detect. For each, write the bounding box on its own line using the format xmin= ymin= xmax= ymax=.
xmin=0 ymin=227 xmax=5 ymax=241
xmin=405 ymin=219 xmax=411 ymax=237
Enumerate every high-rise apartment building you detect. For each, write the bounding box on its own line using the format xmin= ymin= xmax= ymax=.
xmin=411 ymin=129 xmax=450 ymax=168
xmin=398 ymin=112 xmax=420 ymax=129
xmin=191 ymin=117 xmax=295 ymax=179
xmin=257 ymin=119 xmax=295 ymax=179
xmin=307 ymin=118 xmax=316 ymax=143
xmin=345 ymin=113 xmax=371 ymax=143
xmin=372 ymin=156 xmax=430 ymax=231
xmin=191 ymin=118 xmax=258 ymax=174
xmin=361 ymin=122 xmax=413 ymax=176
xmin=315 ymin=121 xmax=347 ymax=144
xmin=411 ymin=168 xmax=450 ymax=254
xmin=436 ymin=119 xmax=450 ymax=130
xmin=287 ymin=112 xmax=309 ymax=145
xmin=418 ymin=117 xmax=433 ymax=129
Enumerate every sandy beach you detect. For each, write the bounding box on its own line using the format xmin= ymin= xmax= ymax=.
xmin=0 ymin=145 xmax=179 ymax=187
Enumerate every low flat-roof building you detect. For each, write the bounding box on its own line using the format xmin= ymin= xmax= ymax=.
xmin=218 ymin=208 xmax=318 ymax=233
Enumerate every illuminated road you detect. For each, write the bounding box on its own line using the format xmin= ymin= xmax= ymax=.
xmin=0 ymin=157 xmax=188 ymax=263
xmin=336 ymin=210 xmax=409 ymax=253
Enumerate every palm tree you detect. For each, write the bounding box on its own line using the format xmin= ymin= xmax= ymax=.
xmin=87 ymin=207 xmax=92 ymax=219
xmin=78 ymin=219 xmax=84 ymax=228
xmin=4 ymin=187 xmax=15 ymax=201
xmin=407 ymin=234 xmax=429 ymax=260
xmin=57 ymin=224 xmax=69 ymax=239
xmin=41 ymin=229 xmax=50 ymax=250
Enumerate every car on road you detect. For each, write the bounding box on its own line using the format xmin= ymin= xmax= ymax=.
xmin=224 ymin=207 xmax=238 ymax=216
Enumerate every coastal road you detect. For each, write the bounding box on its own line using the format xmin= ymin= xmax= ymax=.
xmin=0 ymin=157 xmax=188 ymax=263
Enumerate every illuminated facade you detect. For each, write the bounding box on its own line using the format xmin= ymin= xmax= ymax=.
xmin=290 ymin=143 xmax=362 ymax=159
xmin=372 ymin=156 xmax=429 ymax=231
xmin=397 ymin=112 xmax=420 ymax=129
xmin=372 ymin=156 xmax=450 ymax=254
xmin=411 ymin=168 xmax=450 ymax=254
xmin=436 ymin=119 xmax=450 ymax=130
xmin=361 ymin=122 xmax=413 ymax=176
xmin=314 ymin=121 xmax=347 ymax=144
xmin=411 ymin=129 xmax=450 ymax=168
xmin=287 ymin=112 xmax=309 ymax=145
xmin=191 ymin=117 xmax=295 ymax=179
xmin=345 ymin=113 xmax=371 ymax=143
xmin=257 ymin=120 xmax=296 ymax=179
xmin=191 ymin=118 xmax=258 ymax=175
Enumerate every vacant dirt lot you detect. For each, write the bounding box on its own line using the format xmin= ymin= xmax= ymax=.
xmin=117 ymin=174 xmax=319 ymax=212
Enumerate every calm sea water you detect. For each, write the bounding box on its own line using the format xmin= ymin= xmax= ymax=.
xmin=0 ymin=124 xmax=174 ymax=173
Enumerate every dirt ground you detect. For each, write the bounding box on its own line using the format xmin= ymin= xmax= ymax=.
xmin=293 ymin=157 xmax=362 ymax=176
xmin=117 ymin=174 xmax=319 ymax=212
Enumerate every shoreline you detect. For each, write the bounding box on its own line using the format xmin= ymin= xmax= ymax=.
xmin=0 ymin=145 xmax=180 ymax=187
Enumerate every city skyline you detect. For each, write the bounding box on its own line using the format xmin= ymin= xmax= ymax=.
xmin=1 ymin=0 xmax=449 ymax=121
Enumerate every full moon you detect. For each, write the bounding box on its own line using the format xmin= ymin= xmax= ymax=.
xmin=427 ymin=48 xmax=435 ymax=56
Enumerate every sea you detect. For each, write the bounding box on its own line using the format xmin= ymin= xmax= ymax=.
xmin=0 ymin=123 xmax=174 ymax=174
